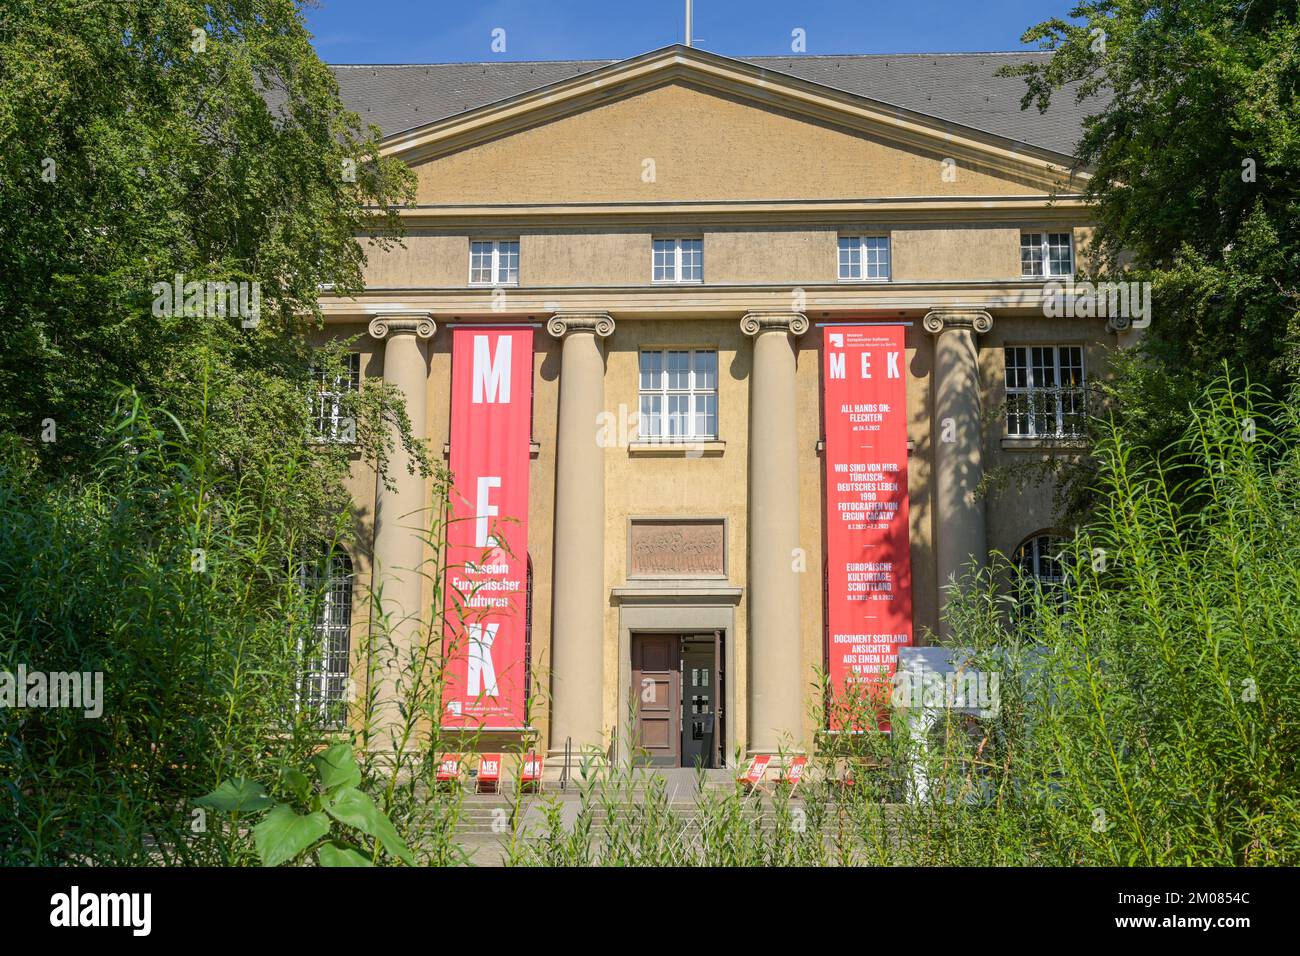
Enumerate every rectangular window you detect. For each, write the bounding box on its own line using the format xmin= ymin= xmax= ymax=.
xmin=838 ymin=235 xmax=891 ymax=281
xmin=638 ymin=348 xmax=718 ymax=440
xmin=469 ymin=239 xmax=520 ymax=286
xmin=652 ymin=238 xmax=703 ymax=283
xmin=1020 ymin=232 xmax=1073 ymax=278
xmin=298 ymin=552 xmax=353 ymax=729
xmin=1004 ymin=345 xmax=1085 ymax=438
xmin=310 ymin=352 xmax=360 ymax=443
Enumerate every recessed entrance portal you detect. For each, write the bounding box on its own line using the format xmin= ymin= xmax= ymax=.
xmin=630 ymin=632 xmax=725 ymax=768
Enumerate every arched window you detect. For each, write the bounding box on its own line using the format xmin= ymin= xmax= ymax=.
xmin=1015 ymin=533 xmax=1065 ymax=587
xmin=299 ymin=550 xmax=353 ymax=728
xmin=1014 ymin=533 xmax=1068 ymax=611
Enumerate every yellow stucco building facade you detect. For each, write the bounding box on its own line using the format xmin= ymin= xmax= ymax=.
xmin=315 ymin=46 xmax=1123 ymax=772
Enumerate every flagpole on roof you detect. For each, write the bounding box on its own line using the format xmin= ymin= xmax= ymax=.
xmin=685 ymin=0 xmax=692 ymax=47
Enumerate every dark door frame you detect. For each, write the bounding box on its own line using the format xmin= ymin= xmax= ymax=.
xmin=614 ymin=593 xmax=740 ymax=769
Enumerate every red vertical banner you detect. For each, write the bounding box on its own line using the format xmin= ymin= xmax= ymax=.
xmin=822 ymin=326 xmax=913 ymax=731
xmin=442 ymin=328 xmax=532 ymax=729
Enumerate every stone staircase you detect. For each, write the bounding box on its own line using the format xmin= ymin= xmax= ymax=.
xmin=435 ymin=770 xmax=838 ymax=865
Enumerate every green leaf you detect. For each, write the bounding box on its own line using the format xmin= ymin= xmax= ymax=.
xmin=195 ymin=778 xmax=274 ymax=814
xmin=281 ymin=767 xmax=312 ymax=804
xmin=326 ymin=787 xmax=414 ymax=865
xmin=253 ymin=804 xmax=331 ymax=867
xmin=318 ymin=842 xmax=374 ymax=867
xmin=312 ymin=743 xmax=361 ymax=793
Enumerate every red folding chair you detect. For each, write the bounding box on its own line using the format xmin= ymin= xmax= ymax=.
xmin=435 ymin=753 xmax=462 ymax=790
xmin=778 ymin=755 xmax=808 ymax=797
xmin=518 ymin=751 xmax=544 ymax=794
xmin=736 ymin=754 xmax=772 ymax=794
xmin=475 ymin=753 xmax=501 ymax=794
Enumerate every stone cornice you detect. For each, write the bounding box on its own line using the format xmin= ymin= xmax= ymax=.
xmin=740 ymin=311 xmax=809 ymax=337
xmin=383 ymin=196 xmax=1094 ymax=227
xmin=547 ymin=311 xmax=615 ymax=338
xmin=368 ymin=313 xmax=436 ymax=340
xmin=922 ymin=309 xmax=993 ymax=335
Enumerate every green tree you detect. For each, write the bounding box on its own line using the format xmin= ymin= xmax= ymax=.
xmin=0 ymin=0 xmax=424 ymax=523
xmin=0 ymin=0 xmax=437 ymax=863
xmin=1000 ymin=0 xmax=1300 ymax=511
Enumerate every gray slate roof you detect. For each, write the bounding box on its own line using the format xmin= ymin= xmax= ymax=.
xmin=331 ymin=49 xmax=1097 ymax=158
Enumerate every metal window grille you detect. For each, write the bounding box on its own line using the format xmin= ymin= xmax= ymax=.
xmin=1004 ymin=345 xmax=1085 ymax=438
xmin=311 ymin=352 xmax=360 ymax=442
xmin=298 ymin=551 xmax=353 ymax=728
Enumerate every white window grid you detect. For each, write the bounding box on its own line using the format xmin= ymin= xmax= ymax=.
xmin=1004 ymin=345 xmax=1085 ymax=438
xmin=638 ymin=348 xmax=718 ymax=440
xmin=1020 ymin=232 xmax=1073 ymax=278
xmin=838 ymin=235 xmax=891 ymax=281
xmin=310 ymin=352 xmax=359 ymax=443
xmin=469 ymin=239 xmax=520 ymax=286
xmin=298 ymin=552 xmax=353 ymax=728
xmin=651 ymin=238 xmax=703 ymax=283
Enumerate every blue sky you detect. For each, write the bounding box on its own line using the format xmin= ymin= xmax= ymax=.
xmin=305 ymin=0 xmax=1080 ymax=64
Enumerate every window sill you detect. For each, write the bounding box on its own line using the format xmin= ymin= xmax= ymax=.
xmin=837 ymin=277 xmax=892 ymax=283
xmin=1001 ymin=436 xmax=1088 ymax=451
xmin=627 ymin=440 xmax=725 ymax=457
xmin=445 ymin=441 xmax=541 ymax=459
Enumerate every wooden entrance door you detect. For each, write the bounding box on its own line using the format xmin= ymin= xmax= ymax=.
xmin=631 ymin=634 xmax=680 ymax=766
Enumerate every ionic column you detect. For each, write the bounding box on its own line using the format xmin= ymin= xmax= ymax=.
xmin=741 ymin=311 xmax=808 ymax=755
xmin=923 ymin=310 xmax=992 ymax=638
xmin=546 ymin=312 xmax=615 ymax=758
xmin=368 ymin=314 xmax=435 ymax=731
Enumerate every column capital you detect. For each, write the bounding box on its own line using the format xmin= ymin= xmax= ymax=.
xmin=922 ymin=310 xmax=992 ymax=336
xmin=740 ymin=311 xmax=809 ymax=337
xmin=368 ymin=313 xmax=436 ymax=340
xmin=547 ymin=311 xmax=615 ymax=339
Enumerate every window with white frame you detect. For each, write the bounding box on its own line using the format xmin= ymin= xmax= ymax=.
xmin=838 ymin=235 xmax=891 ymax=281
xmin=298 ymin=550 xmax=353 ymax=728
xmin=310 ymin=352 xmax=360 ymax=443
xmin=638 ymin=349 xmax=718 ymax=441
xmin=1020 ymin=232 xmax=1073 ymax=277
xmin=652 ymin=238 xmax=703 ymax=283
xmin=1004 ymin=345 xmax=1085 ymax=438
xmin=469 ymin=239 xmax=520 ymax=285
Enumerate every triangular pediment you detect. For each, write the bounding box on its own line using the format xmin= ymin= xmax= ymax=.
xmin=383 ymin=46 xmax=1083 ymax=203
